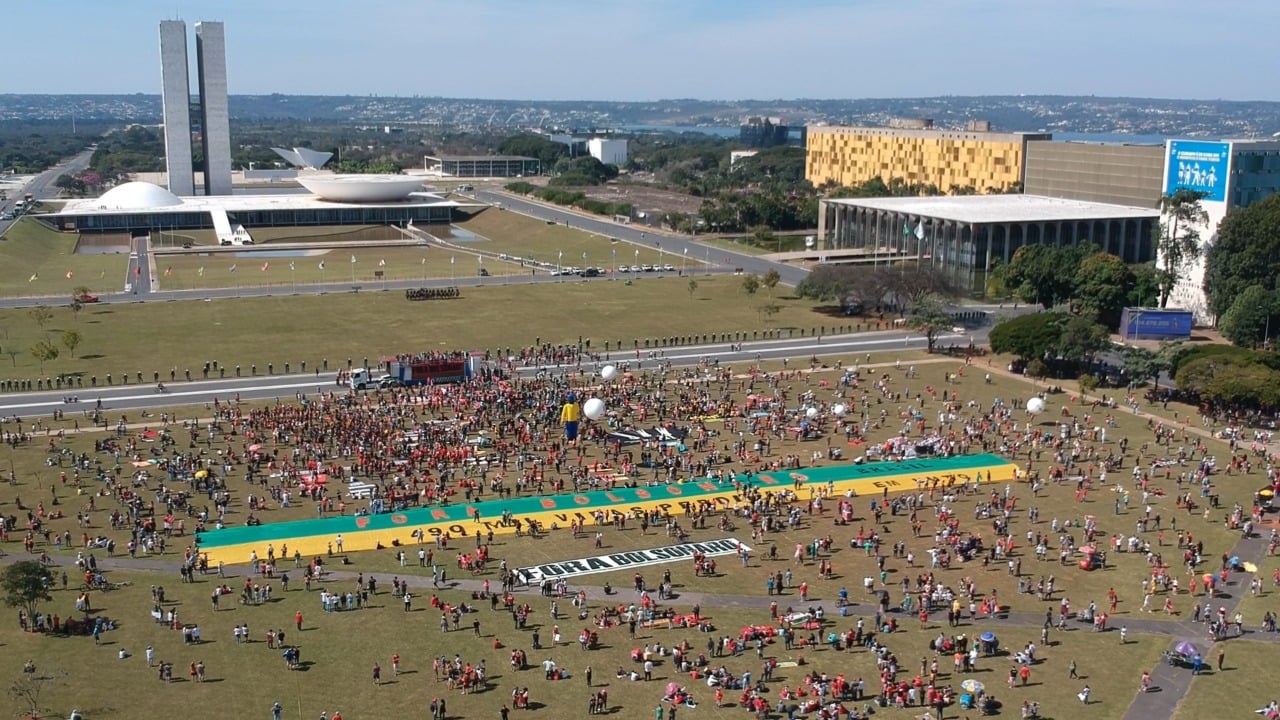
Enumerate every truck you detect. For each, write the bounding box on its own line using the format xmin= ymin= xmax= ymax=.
xmin=349 ymin=352 xmax=494 ymax=390
xmin=348 ymin=368 xmax=389 ymax=390
xmin=384 ymin=354 xmax=482 ymax=385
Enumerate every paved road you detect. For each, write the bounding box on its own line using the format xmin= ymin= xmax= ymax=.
xmin=472 ymin=189 xmax=810 ymax=287
xmin=0 ymin=147 xmax=94 ymax=234
xmin=0 ymin=329 xmax=986 ymax=417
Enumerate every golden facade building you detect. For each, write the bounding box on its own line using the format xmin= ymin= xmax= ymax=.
xmin=805 ymin=125 xmax=1052 ymax=193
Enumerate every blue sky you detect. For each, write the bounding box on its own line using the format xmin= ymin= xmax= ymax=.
xmin=7 ymin=0 xmax=1279 ymax=101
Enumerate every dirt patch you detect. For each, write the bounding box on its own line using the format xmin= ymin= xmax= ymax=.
xmin=574 ymin=181 xmax=705 ymax=217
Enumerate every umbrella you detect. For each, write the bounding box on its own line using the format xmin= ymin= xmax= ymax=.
xmin=979 ymin=632 xmax=996 ymax=643
xmin=1174 ymin=641 xmax=1198 ymax=656
xmin=1259 ymin=488 xmax=1275 ymax=499
xmin=248 ymin=443 xmax=263 ymax=452
xmin=1244 ymin=561 xmax=1259 ymax=573
xmin=194 ymin=470 xmax=208 ymax=479
xmin=960 ymin=679 xmax=985 ymax=694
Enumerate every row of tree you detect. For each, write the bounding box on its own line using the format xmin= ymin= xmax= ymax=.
xmin=993 ymin=244 xmax=1158 ymax=330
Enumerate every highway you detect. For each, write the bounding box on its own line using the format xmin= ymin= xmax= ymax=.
xmin=0 ymin=328 xmax=987 ymax=418
xmin=0 ymin=147 xmax=94 ymax=234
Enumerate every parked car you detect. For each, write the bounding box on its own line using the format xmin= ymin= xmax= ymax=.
xmin=73 ymin=292 xmax=99 ymax=304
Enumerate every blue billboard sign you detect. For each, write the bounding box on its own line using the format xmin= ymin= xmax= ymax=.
xmin=1165 ymin=140 xmax=1230 ymax=203
xmin=1121 ymin=308 xmax=1193 ymax=341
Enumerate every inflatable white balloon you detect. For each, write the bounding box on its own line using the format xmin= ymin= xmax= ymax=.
xmin=600 ymin=365 xmax=618 ymax=382
xmin=805 ymin=407 xmax=819 ymax=420
xmin=583 ymin=397 xmax=606 ymax=420
xmin=1027 ymin=397 xmax=1046 ymax=414
xmin=831 ymin=403 xmax=847 ymax=417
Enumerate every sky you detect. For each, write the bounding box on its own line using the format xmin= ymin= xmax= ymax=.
xmin=7 ymin=0 xmax=1280 ymax=101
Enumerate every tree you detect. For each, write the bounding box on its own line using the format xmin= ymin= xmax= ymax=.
xmin=741 ymin=274 xmax=760 ymax=296
xmin=1217 ymin=285 xmax=1277 ymax=348
xmin=27 ymin=306 xmax=53 ymax=333
xmin=906 ymin=294 xmax=954 ymax=353
xmin=1073 ymin=253 xmax=1135 ymax=330
xmin=998 ymin=244 xmax=1094 ymax=309
xmin=758 ymin=303 xmax=781 ymax=325
xmin=1056 ymin=314 xmax=1111 ymax=365
xmin=60 ymin=329 xmax=82 ymax=358
xmin=1129 ymin=263 xmax=1161 ymax=308
xmin=9 ymin=670 xmax=62 ymax=720
xmin=3 ymin=347 xmax=19 ymax=368
xmin=988 ymin=312 xmax=1065 ymax=361
xmin=30 ymin=340 xmax=58 ymax=373
xmin=761 ymin=269 xmax=781 ymax=297
xmin=796 ymin=264 xmax=860 ymax=302
xmin=1 ymin=561 xmax=53 ymax=626
xmin=687 ymin=279 xmax=698 ymax=298
xmin=1155 ymin=188 xmax=1209 ymax=308
xmin=1122 ymin=345 xmax=1181 ymax=389
xmin=1204 ymin=193 xmax=1280 ymax=319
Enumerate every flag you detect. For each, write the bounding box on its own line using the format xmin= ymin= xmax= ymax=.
xmin=582 ymin=252 xmax=587 ymax=260
xmin=558 ymin=251 xmax=563 ymax=260
xmin=903 ymin=222 xmax=910 ymax=237
xmin=478 ymin=255 xmax=483 ymax=264
xmin=99 ymin=270 xmax=105 ymax=279
xmin=350 ymin=255 xmax=357 ymax=264
xmin=421 ymin=257 xmax=426 ymax=265
xmin=914 ymin=222 xmax=925 ymax=240
xmin=289 ymin=261 xmax=295 ymax=271
xmin=65 ymin=270 xmax=73 ymax=280
xmin=634 ymin=249 xmax=639 ymax=258
xmin=450 ymin=256 xmax=455 ymax=265
xmin=197 ymin=266 xmax=204 ymax=277
xmin=28 ymin=273 xmax=37 ymax=282
xmin=318 ymin=261 xmax=326 ymax=270
xmin=261 ymin=261 xmax=270 ymax=272
xmin=683 ymin=247 xmax=689 ymax=255
xmin=611 ymin=248 xmax=616 ymax=258
xmin=378 ymin=258 xmax=386 ymax=267
xmin=163 ymin=267 xmax=172 ymax=277
xmin=229 ymin=264 xmax=237 ymax=273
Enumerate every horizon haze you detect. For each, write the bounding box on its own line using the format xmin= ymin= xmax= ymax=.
xmin=6 ymin=0 xmax=1279 ymax=103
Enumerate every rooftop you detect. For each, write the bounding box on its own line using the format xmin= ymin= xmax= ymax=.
xmin=57 ymin=186 xmax=473 ymax=217
xmin=823 ymin=194 xmax=1161 ymax=224
xmin=425 ymin=155 xmax=538 ymax=162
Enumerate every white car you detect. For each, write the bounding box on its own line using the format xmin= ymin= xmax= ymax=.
xmin=662 ymin=264 xmax=675 ymax=271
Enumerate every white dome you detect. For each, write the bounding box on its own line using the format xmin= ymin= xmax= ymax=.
xmin=296 ymin=174 xmax=424 ymax=202
xmin=97 ymin=182 xmax=184 ymax=210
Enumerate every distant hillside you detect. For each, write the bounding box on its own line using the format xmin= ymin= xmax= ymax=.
xmin=0 ymin=93 xmax=1276 ymax=139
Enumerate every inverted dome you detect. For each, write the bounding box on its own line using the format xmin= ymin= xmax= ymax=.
xmin=296 ymin=174 xmax=424 ymax=202
xmin=97 ymin=181 xmax=185 ymax=209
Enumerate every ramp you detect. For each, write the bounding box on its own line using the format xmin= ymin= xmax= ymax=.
xmin=210 ymin=207 xmax=234 ymax=244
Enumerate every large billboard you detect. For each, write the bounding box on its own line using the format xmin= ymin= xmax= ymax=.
xmin=1165 ymin=140 xmax=1230 ymax=203
xmin=1120 ymin=307 xmax=1194 ymax=341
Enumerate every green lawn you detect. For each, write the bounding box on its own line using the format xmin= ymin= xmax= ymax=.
xmin=457 ymin=209 xmax=708 ymax=270
xmin=1172 ymin=639 xmax=1277 ymax=719
xmin=0 ymin=275 xmax=825 ymax=381
xmin=0 ymin=219 xmax=129 ymax=298
xmin=0 ymin=350 xmax=1267 ymax=720
xmin=154 ymin=225 xmax=403 ymax=248
xmin=152 ymin=246 xmax=531 ymax=291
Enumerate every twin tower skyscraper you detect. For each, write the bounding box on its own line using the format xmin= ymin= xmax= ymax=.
xmin=159 ymin=20 xmax=232 ymax=196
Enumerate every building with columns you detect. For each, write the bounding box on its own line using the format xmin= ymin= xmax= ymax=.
xmin=817 ymin=194 xmax=1159 ymax=284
